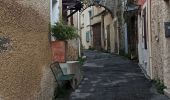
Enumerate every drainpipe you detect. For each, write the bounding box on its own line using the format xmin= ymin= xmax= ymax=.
xmin=78 ymin=11 xmax=81 ymax=57
xmin=101 ymin=14 xmax=105 ymax=49
xmin=148 ymin=0 xmax=153 ymax=79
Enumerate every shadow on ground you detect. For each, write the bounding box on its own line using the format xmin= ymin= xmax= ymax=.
xmin=69 ymin=50 xmax=169 ymax=100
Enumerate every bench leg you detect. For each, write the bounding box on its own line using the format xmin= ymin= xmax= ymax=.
xmin=70 ymin=78 xmax=78 ymax=90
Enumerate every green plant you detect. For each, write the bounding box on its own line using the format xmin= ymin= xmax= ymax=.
xmin=152 ymin=79 xmax=167 ymax=94
xmin=88 ymin=46 xmax=95 ymax=51
xmin=100 ymin=48 xmax=109 ymax=53
xmin=51 ymin=22 xmax=79 ymax=40
xmin=77 ymin=56 xmax=86 ymax=65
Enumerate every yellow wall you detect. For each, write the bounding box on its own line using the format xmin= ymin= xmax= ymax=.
xmin=104 ymin=12 xmax=115 ymax=52
xmin=0 ymin=1 xmax=54 ymax=100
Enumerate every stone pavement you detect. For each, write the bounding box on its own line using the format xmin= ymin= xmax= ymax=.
xmin=69 ymin=50 xmax=170 ymax=100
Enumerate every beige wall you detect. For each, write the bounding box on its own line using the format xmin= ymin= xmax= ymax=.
xmin=104 ymin=12 xmax=115 ymax=52
xmin=81 ymin=7 xmax=92 ymax=49
xmin=91 ymin=6 xmax=104 ymax=49
xmin=91 ymin=16 xmax=101 ymax=26
xmin=90 ymin=6 xmax=116 ymax=51
xmin=151 ymin=0 xmax=170 ymax=88
xmin=0 ymin=1 xmax=55 ymax=100
xmin=93 ymin=6 xmax=105 ymax=16
xmin=91 ymin=6 xmax=104 ymax=25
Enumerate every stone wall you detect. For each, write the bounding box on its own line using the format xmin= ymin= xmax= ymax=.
xmin=67 ymin=40 xmax=79 ymax=61
xmin=67 ymin=11 xmax=80 ymax=61
xmin=150 ymin=0 xmax=164 ymax=80
xmin=0 ymin=1 xmax=55 ymax=100
xmin=151 ymin=0 xmax=170 ymax=87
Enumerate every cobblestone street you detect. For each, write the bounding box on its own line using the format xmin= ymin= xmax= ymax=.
xmin=69 ymin=50 xmax=169 ymax=100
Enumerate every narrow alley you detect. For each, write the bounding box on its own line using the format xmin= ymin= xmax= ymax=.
xmin=69 ymin=50 xmax=169 ymax=100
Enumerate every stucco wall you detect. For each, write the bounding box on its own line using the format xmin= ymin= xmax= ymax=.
xmin=91 ymin=6 xmax=104 ymax=25
xmin=81 ymin=7 xmax=92 ymax=49
xmin=0 ymin=1 xmax=55 ymax=100
xmin=151 ymin=0 xmax=170 ymax=88
xmin=151 ymin=0 xmax=164 ymax=80
xmin=104 ymin=12 xmax=115 ymax=52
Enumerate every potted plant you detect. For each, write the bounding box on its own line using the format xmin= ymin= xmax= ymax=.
xmin=52 ymin=22 xmax=79 ymax=41
xmin=51 ymin=22 xmax=79 ymax=63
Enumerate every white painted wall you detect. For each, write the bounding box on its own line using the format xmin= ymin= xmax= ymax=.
xmin=80 ymin=7 xmax=93 ymax=49
xmin=138 ymin=2 xmax=150 ymax=77
xmin=51 ymin=0 xmax=59 ymax=25
xmin=50 ymin=0 xmax=59 ymax=41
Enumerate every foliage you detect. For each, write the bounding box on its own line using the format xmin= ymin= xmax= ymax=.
xmin=152 ymin=79 xmax=167 ymax=94
xmin=77 ymin=56 xmax=86 ymax=65
xmin=88 ymin=46 xmax=95 ymax=51
xmin=100 ymin=48 xmax=109 ymax=53
xmin=51 ymin=22 xmax=79 ymax=41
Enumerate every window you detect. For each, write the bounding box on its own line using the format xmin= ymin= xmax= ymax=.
xmin=89 ymin=11 xmax=92 ymax=18
xmin=86 ymin=31 xmax=90 ymax=42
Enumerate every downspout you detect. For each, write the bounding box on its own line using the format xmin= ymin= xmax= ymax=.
xmin=78 ymin=11 xmax=81 ymax=57
xmin=90 ymin=7 xmax=93 ymax=48
xmin=101 ymin=13 xmax=105 ymax=49
xmin=148 ymin=0 xmax=153 ymax=79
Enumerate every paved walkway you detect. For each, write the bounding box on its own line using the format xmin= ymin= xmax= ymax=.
xmin=69 ymin=50 xmax=169 ymax=100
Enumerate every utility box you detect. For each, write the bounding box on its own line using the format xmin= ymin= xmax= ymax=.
xmin=165 ymin=22 xmax=170 ymax=38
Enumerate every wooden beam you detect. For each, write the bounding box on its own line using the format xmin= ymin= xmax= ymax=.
xmin=67 ymin=10 xmax=78 ymax=18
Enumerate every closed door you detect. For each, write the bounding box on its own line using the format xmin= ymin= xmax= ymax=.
xmin=92 ymin=23 xmax=101 ymax=50
xmin=106 ymin=25 xmax=111 ymax=51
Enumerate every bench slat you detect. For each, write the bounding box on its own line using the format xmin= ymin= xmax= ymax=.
xmin=57 ymin=74 xmax=74 ymax=81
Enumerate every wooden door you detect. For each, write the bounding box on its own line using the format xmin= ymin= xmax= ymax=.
xmin=106 ymin=25 xmax=111 ymax=51
xmin=92 ymin=23 xmax=101 ymax=50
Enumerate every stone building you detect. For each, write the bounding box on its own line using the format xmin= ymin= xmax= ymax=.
xmin=62 ymin=0 xmax=82 ymax=60
xmin=90 ymin=6 xmax=105 ymax=50
xmin=80 ymin=5 xmax=117 ymax=53
xmin=123 ymin=0 xmax=139 ymax=59
xmin=67 ymin=11 xmax=81 ymax=60
xmin=137 ymin=0 xmax=149 ymax=77
xmin=150 ymin=0 xmax=170 ymax=96
xmin=83 ymin=0 xmax=121 ymax=53
xmin=137 ymin=0 xmax=170 ymax=97
xmin=0 ymin=0 xmax=55 ymax=100
xmin=80 ymin=7 xmax=93 ymax=49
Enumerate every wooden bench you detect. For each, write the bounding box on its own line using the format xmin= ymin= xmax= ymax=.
xmin=50 ymin=61 xmax=75 ymax=89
